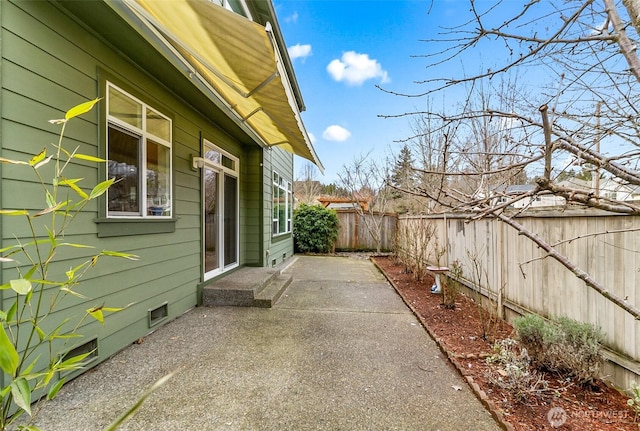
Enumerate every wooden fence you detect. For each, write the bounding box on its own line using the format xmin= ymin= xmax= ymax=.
xmin=398 ymin=210 xmax=640 ymax=389
xmin=334 ymin=210 xmax=397 ymax=251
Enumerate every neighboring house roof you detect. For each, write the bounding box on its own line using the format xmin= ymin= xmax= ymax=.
xmin=317 ymin=197 xmax=370 ymax=211
xmin=105 ymin=0 xmax=323 ymax=171
xmin=556 ymin=178 xmax=592 ymax=191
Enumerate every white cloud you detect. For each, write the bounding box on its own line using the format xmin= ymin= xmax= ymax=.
xmin=322 ymin=125 xmax=351 ymax=142
xmin=288 ymin=44 xmax=312 ymax=61
xmin=284 ymin=11 xmax=298 ymax=23
xmin=326 ymin=51 xmax=390 ymax=86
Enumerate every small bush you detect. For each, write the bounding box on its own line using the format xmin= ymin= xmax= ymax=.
xmin=443 ymin=258 xmax=463 ymax=309
xmin=513 ymin=314 xmax=603 ymax=384
xmin=486 ymin=338 xmax=548 ymax=401
xmin=627 ymin=381 xmax=640 ymax=422
xmin=293 ymin=204 xmax=339 ymax=253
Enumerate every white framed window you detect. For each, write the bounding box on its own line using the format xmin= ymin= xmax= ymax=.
xmin=273 ymin=172 xmax=292 ymax=236
xmin=106 ymin=83 xmax=172 ymax=218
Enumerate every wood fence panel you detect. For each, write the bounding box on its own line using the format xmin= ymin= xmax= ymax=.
xmin=334 ymin=210 xmax=396 ymax=251
xmin=398 ymin=212 xmax=640 ymax=389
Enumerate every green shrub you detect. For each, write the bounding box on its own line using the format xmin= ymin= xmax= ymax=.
xmin=293 ymin=204 xmax=339 ymax=253
xmin=513 ymin=314 xmax=603 ymax=384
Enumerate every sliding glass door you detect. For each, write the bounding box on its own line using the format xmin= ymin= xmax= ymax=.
xmin=203 ymin=141 xmax=238 ymax=279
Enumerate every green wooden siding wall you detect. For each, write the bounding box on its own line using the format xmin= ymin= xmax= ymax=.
xmin=262 ymin=147 xmax=295 ymax=267
xmin=0 ymin=0 xmax=268 ymax=377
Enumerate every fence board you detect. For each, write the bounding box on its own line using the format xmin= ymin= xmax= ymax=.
xmin=334 ymin=210 xmax=396 ymax=251
xmin=398 ymin=211 xmax=640 ymax=389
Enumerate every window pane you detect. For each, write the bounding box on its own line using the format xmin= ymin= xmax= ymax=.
xmin=278 ymin=185 xmax=286 ymax=234
xmin=223 ymin=174 xmax=237 ymax=267
xmin=146 ymin=108 xmax=170 ymax=141
xmin=147 ymin=140 xmax=171 ymax=216
xmin=108 ymin=126 xmax=140 ymax=214
xmin=205 ymin=148 xmax=221 ymax=164
xmin=221 ymin=154 xmax=234 ymax=170
xmin=109 ymin=86 xmax=142 ymax=129
xmin=287 ymin=188 xmax=293 ymax=232
xmin=273 ymin=183 xmax=279 ymax=230
xmin=204 ymin=168 xmax=219 ymax=273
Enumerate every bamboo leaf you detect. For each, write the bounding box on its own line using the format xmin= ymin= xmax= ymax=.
xmin=60 ymin=287 xmax=89 ymax=300
xmin=28 ymin=149 xmax=46 ymax=167
xmin=22 ymin=357 xmax=38 ymax=377
xmin=0 ymin=257 xmax=15 ymax=263
xmin=73 ymin=154 xmax=106 ymax=163
xmin=60 ymin=178 xmax=88 ymax=200
xmin=58 ymin=352 xmax=91 ymax=369
xmin=35 ymin=325 xmax=46 ymax=342
xmin=10 ymin=279 xmax=32 ymax=295
xmin=19 ymin=424 xmax=44 ymax=430
xmin=65 ymin=98 xmax=101 ymax=121
xmin=46 ymin=225 xmax=55 ymax=246
xmin=103 ymin=372 xmax=174 ymax=431
xmin=89 ymin=179 xmax=115 ymax=199
xmin=87 ymin=306 xmax=104 ymax=324
xmin=101 ymin=306 xmax=126 ymax=313
xmin=0 ymin=156 xmax=29 ymax=165
xmin=0 ymin=209 xmax=29 ymax=216
xmin=33 ymin=201 xmax=67 ymax=218
xmin=50 ymin=333 xmax=83 ymax=340
xmin=24 ymin=265 xmax=37 ymax=279
xmin=6 ymin=300 xmax=18 ymax=322
xmin=59 ymin=243 xmax=95 ymax=249
xmin=0 ymin=324 xmax=19 ymax=375
xmin=45 ymin=191 xmax=55 ymax=208
xmin=34 ymin=155 xmax=53 ymax=170
xmin=10 ymin=377 xmax=32 ymax=416
xmin=47 ymin=378 xmax=66 ymax=400
xmin=100 ymin=250 xmax=139 ymax=260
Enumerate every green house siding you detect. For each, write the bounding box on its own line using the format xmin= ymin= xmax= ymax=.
xmin=1 ymin=0 xmax=281 ymax=380
xmin=263 ymin=147 xmax=295 ymax=267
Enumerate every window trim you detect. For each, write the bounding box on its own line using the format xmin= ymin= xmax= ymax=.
xmin=106 ymin=82 xmax=173 ymax=219
xmin=272 ymin=171 xmax=292 ymax=237
xmin=95 ymin=72 xmax=177 ymax=237
xmin=202 ymin=139 xmax=240 ymax=280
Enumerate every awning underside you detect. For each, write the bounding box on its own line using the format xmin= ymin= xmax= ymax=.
xmin=125 ymin=0 xmax=323 ymax=170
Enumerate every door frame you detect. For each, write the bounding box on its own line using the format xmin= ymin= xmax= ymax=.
xmin=201 ymin=139 xmax=239 ymax=280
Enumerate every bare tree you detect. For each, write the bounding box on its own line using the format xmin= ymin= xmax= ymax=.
xmin=338 ymin=153 xmax=393 ymax=253
xmin=380 ymin=0 xmax=640 ymax=319
xmin=294 ymin=162 xmax=322 ymax=206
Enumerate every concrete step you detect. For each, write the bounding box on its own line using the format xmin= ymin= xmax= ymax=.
xmin=254 ymin=274 xmax=293 ymax=308
xmin=202 ymin=266 xmax=291 ymax=308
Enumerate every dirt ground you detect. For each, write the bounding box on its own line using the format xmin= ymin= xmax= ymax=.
xmin=371 ymin=255 xmax=637 ymax=431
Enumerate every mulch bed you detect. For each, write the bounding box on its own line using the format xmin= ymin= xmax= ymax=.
xmin=371 ymin=255 xmax=638 ymax=431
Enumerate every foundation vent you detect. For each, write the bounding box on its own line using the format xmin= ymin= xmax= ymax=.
xmin=61 ymin=338 xmax=98 ymax=376
xmin=148 ymin=302 xmax=168 ymax=327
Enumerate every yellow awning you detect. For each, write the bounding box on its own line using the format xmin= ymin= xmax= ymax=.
xmin=122 ymin=0 xmax=323 ymax=170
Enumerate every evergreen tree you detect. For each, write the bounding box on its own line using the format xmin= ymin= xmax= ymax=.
xmin=390 ymin=145 xmax=417 ymax=190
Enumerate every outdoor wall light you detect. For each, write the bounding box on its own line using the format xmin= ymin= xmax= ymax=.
xmin=192 ymin=156 xmax=206 ymax=170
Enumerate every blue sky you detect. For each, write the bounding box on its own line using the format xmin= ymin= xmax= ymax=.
xmin=276 ymin=0 xmax=441 ymax=184
xmin=275 ymin=1 xmax=553 ymax=184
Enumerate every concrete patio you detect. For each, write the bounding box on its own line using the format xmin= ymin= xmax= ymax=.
xmin=32 ymin=255 xmax=500 ymax=431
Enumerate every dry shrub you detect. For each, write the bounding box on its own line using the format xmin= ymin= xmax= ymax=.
xmin=394 ymin=219 xmax=436 ymax=281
